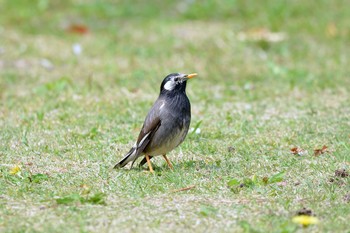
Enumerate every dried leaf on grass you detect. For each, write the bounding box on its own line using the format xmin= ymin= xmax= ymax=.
xmin=67 ymin=24 xmax=89 ymax=35
xmin=314 ymin=145 xmax=328 ymax=156
xmin=290 ymin=147 xmax=307 ymax=156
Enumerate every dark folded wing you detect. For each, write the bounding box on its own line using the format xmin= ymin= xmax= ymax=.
xmin=128 ymin=100 xmax=164 ymax=167
xmin=114 ymin=99 xmax=163 ymax=168
xmin=136 ymin=99 xmax=164 ymax=143
xmin=134 ymin=116 xmax=161 ymax=154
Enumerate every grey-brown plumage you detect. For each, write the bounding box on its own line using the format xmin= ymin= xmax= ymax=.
xmin=114 ymin=73 xmax=197 ymax=172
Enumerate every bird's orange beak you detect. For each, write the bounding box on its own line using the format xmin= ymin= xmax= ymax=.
xmin=186 ymin=73 xmax=197 ymax=79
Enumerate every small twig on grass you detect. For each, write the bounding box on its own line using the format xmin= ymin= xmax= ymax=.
xmin=171 ymin=185 xmax=196 ymax=193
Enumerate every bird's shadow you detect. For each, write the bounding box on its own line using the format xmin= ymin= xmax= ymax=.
xmin=123 ymin=158 xmax=220 ymax=174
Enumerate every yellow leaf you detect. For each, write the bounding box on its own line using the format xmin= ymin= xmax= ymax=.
xmin=10 ymin=165 xmax=21 ymax=175
xmin=292 ymin=215 xmax=319 ymax=227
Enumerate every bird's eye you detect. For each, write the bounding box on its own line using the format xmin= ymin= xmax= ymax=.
xmin=174 ymin=78 xmax=179 ymax=82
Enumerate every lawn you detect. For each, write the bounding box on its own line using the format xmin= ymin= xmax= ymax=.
xmin=0 ymin=0 xmax=349 ymax=232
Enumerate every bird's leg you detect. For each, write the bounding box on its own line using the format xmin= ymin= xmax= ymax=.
xmin=162 ymin=154 xmax=173 ymax=169
xmin=145 ymin=155 xmax=154 ymax=173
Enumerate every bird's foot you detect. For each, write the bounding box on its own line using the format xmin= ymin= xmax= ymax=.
xmin=162 ymin=154 xmax=174 ymax=170
xmin=145 ymin=155 xmax=154 ymax=173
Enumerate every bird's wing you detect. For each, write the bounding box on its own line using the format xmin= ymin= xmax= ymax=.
xmin=126 ymin=99 xmax=163 ymax=167
xmin=135 ymin=99 xmax=164 ymax=148
xmin=135 ymin=116 xmax=161 ymax=150
xmin=114 ymin=100 xmax=163 ymax=169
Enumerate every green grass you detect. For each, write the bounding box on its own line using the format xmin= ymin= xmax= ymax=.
xmin=1 ymin=0 xmax=350 ymax=232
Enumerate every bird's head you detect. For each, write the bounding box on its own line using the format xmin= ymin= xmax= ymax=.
xmin=160 ymin=73 xmax=197 ymax=94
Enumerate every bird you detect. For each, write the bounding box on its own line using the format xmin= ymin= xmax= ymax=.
xmin=113 ymin=72 xmax=197 ymax=173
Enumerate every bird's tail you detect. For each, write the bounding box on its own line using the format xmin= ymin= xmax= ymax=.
xmin=113 ymin=146 xmax=138 ymax=169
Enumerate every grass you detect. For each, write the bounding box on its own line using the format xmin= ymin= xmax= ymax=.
xmin=1 ymin=0 xmax=350 ymax=232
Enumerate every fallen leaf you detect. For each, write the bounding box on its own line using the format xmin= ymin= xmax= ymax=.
xmin=314 ymin=145 xmax=328 ymax=156
xmin=67 ymin=24 xmax=89 ymax=35
xmin=292 ymin=215 xmax=319 ymax=227
xmin=9 ymin=165 xmax=21 ymax=175
xmin=290 ymin=147 xmax=307 ymax=156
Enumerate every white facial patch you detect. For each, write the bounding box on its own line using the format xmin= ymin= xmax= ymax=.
xmin=163 ymin=80 xmax=176 ymax=91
